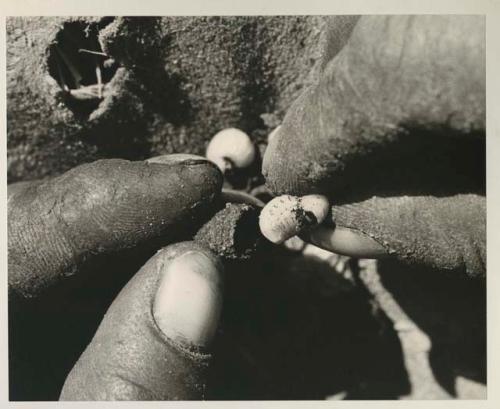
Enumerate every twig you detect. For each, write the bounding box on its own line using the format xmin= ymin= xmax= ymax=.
xmin=55 ymin=55 xmax=69 ymax=91
xmin=221 ymin=189 xmax=265 ymax=208
xmin=356 ymin=259 xmax=451 ymax=399
xmin=95 ymin=61 xmax=103 ymax=98
xmin=67 ymin=84 xmax=105 ymax=101
xmin=55 ymin=45 xmax=82 ymax=88
xmin=249 ymin=185 xmax=273 ymax=199
xmin=78 ymin=48 xmax=108 ymax=57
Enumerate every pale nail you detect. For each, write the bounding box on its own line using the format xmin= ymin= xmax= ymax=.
xmin=302 ymin=225 xmax=388 ymax=258
xmin=153 ymin=251 xmax=223 ymax=349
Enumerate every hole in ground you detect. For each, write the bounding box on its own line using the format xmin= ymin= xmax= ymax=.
xmin=47 ymin=17 xmax=118 ymax=119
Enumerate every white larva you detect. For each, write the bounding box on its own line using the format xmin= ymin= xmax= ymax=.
xmin=259 ymin=194 xmax=330 ymax=244
xmin=206 ymin=128 xmax=256 ymax=173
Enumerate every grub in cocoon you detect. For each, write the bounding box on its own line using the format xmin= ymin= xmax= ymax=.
xmin=259 ymin=194 xmax=330 ymax=244
xmin=206 ymin=128 xmax=256 ymax=173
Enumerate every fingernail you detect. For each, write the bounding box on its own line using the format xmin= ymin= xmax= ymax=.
xmin=146 ymin=154 xmax=210 ymax=166
xmin=302 ymin=225 xmax=388 ymax=258
xmin=153 ymin=251 xmax=223 ymax=350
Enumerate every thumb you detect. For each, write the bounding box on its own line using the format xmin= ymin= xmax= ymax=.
xmin=302 ymin=194 xmax=485 ymax=278
xmin=60 ymin=241 xmax=223 ymax=400
xmin=263 ymin=15 xmax=484 ymax=195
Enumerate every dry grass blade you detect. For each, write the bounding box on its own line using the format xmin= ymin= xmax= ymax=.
xmin=55 ymin=45 xmax=82 ymax=88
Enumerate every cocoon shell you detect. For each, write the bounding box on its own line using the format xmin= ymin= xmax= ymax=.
xmin=259 ymin=194 xmax=330 ymax=244
xmin=206 ymin=128 xmax=256 ymax=173
xmin=194 ymin=203 xmax=261 ymax=260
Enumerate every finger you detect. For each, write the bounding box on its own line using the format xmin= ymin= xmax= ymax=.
xmin=8 ymin=156 xmax=222 ymax=299
xmin=263 ymin=15 xmax=485 ymax=196
xmin=8 ymin=180 xmax=43 ymax=203
xmin=60 ymin=242 xmax=223 ymax=400
xmin=302 ymin=194 xmax=485 ymax=277
xmin=320 ymin=16 xmax=361 ymax=70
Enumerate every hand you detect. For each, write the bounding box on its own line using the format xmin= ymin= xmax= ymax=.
xmin=60 ymin=242 xmax=223 ymax=400
xmin=8 ymin=155 xmax=224 ymax=400
xmin=263 ymin=15 xmax=485 ymax=277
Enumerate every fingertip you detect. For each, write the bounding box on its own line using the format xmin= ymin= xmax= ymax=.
xmin=68 ymin=158 xmax=223 ymax=246
xmin=262 ymin=122 xmax=304 ymax=195
xmin=146 ymin=156 xmax=223 ymax=205
xmin=262 ymin=87 xmax=332 ymax=196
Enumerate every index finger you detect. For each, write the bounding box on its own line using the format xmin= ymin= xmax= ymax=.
xmin=8 ymin=156 xmax=222 ymax=299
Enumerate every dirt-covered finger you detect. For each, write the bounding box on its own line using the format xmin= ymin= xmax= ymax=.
xmin=8 ymin=157 xmax=222 ymax=299
xmin=263 ymin=15 xmax=485 ymax=197
xmin=304 ymin=194 xmax=486 ymax=277
xmin=60 ymin=242 xmax=223 ymax=401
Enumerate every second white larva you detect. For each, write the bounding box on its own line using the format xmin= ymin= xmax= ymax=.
xmin=259 ymin=194 xmax=330 ymax=244
xmin=206 ymin=128 xmax=256 ymax=173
